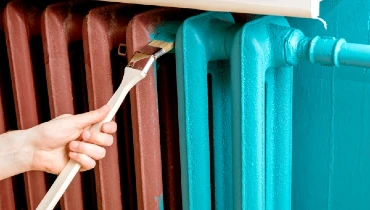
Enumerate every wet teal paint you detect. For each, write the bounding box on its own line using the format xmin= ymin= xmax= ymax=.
xmin=287 ymin=0 xmax=370 ymax=209
xmin=148 ymin=21 xmax=182 ymax=58
xmin=208 ymin=60 xmax=233 ymax=210
xmin=150 ymin=21 xmax=182 ymax=43
xmin=149 ymin=21 xmax=182 ymax=104
xmin=154 ymin=4 xmax=370 ymax=209
xmin=175 ymin=13 xmax=236 ymax=210
xmin=235 ymin=16 xmax=294 ymax=210
xmin=176 ymin=12 xmax=294 ymax=210
xmin=154 ymin=194 xmax=164 ymax=210
xmin=284 ymin=32 xmax=370 ymax=68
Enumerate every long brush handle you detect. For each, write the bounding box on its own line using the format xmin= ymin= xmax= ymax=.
xmin=36 ymin=67 xmax=146 ymax=210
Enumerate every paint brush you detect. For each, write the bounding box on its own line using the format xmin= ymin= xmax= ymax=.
xmin=36 ymin=38 xmax=174 ymax=210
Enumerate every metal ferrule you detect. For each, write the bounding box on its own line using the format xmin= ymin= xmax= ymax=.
xmin=127 ymin=45 xmax=166 ymax=74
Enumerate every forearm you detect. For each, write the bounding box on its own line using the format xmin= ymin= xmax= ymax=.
xmin=0 ymin=129 xmax=33 ymax=181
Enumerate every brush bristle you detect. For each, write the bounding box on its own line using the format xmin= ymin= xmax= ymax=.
xmin=149 ymin=40 xmax=174 ymax=53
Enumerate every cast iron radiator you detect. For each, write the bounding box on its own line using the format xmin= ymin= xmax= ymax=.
xmin=0 ymin=2 xmax=291 ymax=210
xmin=0 ymin=3 xmax=291 ymax=208
xmin=175 ymin=12 xmax=293 ymax=210
xmin=0 ymin=1 xmax=184 ymax=210
xmin=1 ymin=1 xmax=367 ymax=210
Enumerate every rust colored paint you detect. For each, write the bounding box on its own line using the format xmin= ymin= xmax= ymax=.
xmin=82 ymin=4 xmax=149 ymax=210
xmin=0 ymin=8 xmax=16 ymax=210
xmin=0 ymin=180 xmax=15 ymax=210
xmin=0 ymin=105 xmax=15 ymax=210
xmin=41 ymin=2 xmax=99 ymax=210
xmin=4 ymin=2 xmax=50 ymax=209
xmin=156 ymin=55 xmax=182 ymax=210
xmin=126 ymin=8 xmax=196 ymax=210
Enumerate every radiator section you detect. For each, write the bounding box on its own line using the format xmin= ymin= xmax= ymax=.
xmin=175 ymin=12 xmax=293 ymax=210
xmin=126 ymin=8 xmax=194 ymax=210
xmin=0 ymin=9 xmax=21 ymax=210
xmin=4 ymin=2 xmax=50 ymax=209
xmin=231 ymin=16 xmax=293 ymax=210
xmin=126 ymin=9 xmax=163 ymax=210
xmin=175 ymin=12 xmax=234 ymax=210
xmin=156 ymin=55 xmax=182 ymax=210
xmin=0 ymin=178 xmax=15 ymax=210
xmin=82 ymin=4 xmax=147 ymax=209
xmin=41 ymin=2 xmax=100 ymax=209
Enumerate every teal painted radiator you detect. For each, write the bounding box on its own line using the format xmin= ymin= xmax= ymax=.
xmin=175 ymin=12 xmax=294 ymax=210
xmin=174 ymin=11 xmax=370 ymax=210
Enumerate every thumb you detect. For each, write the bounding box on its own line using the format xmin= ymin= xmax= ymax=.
xmin=71 ymin=105 xmax=110 ymax=128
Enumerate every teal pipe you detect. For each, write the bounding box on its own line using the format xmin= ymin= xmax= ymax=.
xmin=285 ymin=30 xmax=370 ymax=68
xmin=340 ymin=43 xmax=370 ymax=67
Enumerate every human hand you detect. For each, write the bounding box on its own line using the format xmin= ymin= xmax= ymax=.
xmin=27 ymin=105 xmax=117 ymax=174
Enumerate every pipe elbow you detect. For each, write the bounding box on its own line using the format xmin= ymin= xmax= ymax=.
xmin=284 ymin=30 xmax=350 ymax=68
xmin=283 ymin=29 xmax=307 ymax=66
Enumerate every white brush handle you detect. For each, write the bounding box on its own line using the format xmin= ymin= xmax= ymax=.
xmin=36 ymin=67 xmax=146 ymax=210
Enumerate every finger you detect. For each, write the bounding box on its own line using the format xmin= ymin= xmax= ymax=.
xmin=55 ymin=114 xmax=73 ymax=119
xmin=69 ymin=152 xmax=96 ymax=171
xmin=101 ymin=122 xmax=117 ymax=134
xmin=77 ymin=126 xmax=92 ymax=141
xmin=82 ymin=130 xmax=114 ymax=147
xmin=70 ymin=105 xmax=110 ymax=129
xmin=69 ymin=141 xmax=106 ymax=160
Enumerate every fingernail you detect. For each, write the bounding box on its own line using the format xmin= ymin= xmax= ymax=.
xmin=70 ymin=141 xmax=79 ymax=149
xmin=98 ymin=105 xmax=109 ymax=113
xmin=70 ymin=152 xmax=77 ymax=157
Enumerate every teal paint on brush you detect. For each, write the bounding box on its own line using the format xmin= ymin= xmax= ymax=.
xmin=149 ymin=21 xmax=182 ymax=111
xmin=150 ymin=21 xmax=183 ymax=43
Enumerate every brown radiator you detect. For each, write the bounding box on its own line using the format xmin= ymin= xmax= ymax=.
xmin=126 ymin=8 xmax=196 ymax=209
xmin=41 ymin=2 xmax=104 ymax=209
xmin=4 ymin=2 xmax=50 ymax=209
xmin=82 ymin=4 xmax=149 ymax=209
xmin=0 ymin=7 xmax=26 ymax=209
xmin=0 ymin=1 xmax=183 ymax=210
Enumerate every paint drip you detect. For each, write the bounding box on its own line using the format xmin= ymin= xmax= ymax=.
xmin=314 ymin=17 xmax=327 ymax=30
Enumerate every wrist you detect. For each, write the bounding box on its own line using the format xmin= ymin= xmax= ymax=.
xmin=24 ymin=125 xmax=45 ymax=172
xmin=0 ymin=129 xmax=34 ymax=179
xmin=14 ymin=129 xmax=35 ymax=172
